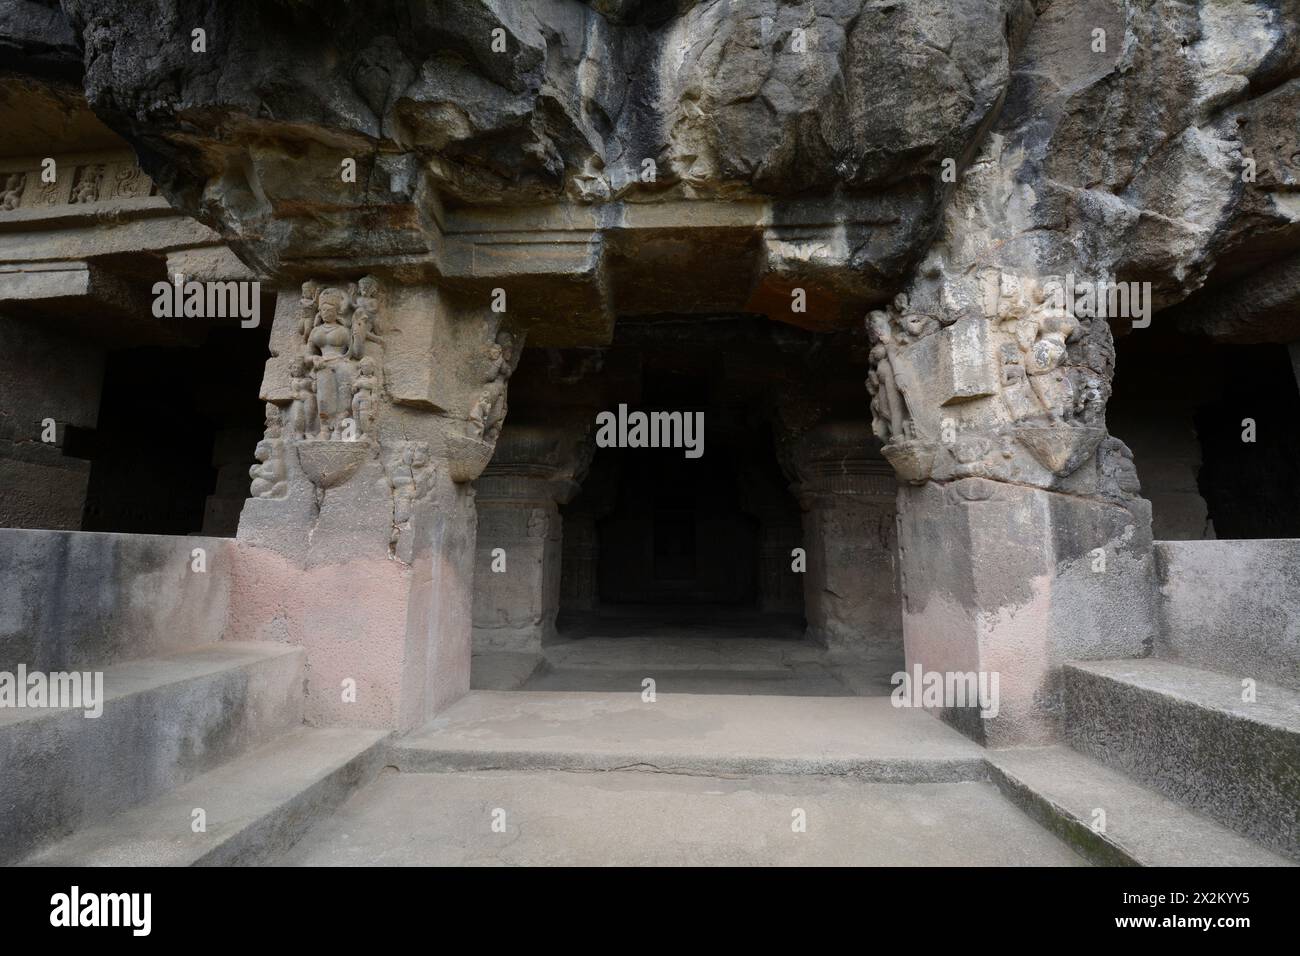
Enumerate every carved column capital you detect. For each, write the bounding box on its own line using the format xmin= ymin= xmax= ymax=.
xmin=238 ymin=276 xmax=526 ymax=564
xmin=866 ymin=272 xmax=1135 ymax=501
xmin=787 ymin=421 xmax=896 ymax=505
xmin=474 ymin=421 xmax=595 ymax=507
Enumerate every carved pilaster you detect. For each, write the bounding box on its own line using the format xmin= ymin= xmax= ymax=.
xmin=231 ymin=276 xmax=525 ymax=729
xmin=872 ymin=270 xmax=1156 ymax=745
xmin=472 ymin=421 xmax=594 ymax=654
xmin=787 ymin=421 xmax=902 ymax=655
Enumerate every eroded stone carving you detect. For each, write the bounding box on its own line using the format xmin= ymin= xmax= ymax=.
xmin=70 ymin=164 xmax=103 ymax=203
xmin=2 ymin=157 xmax=155 ymax=212
xmin=385 ymin=441 xmax=437 ymax=557
xmin=468 ymin=330 xmax=523 ymax=443
xmin=249 ymin=438 xmax=287 ymax=499
xmin=0 ymin=173 xmax=24 ymax=210
xmin=867 ymin=272 xmax=1120 ymax=495
xmin=110 ymin=162 xmax=151 ymax=199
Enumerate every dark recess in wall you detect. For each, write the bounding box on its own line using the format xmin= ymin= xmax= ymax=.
xmin=80 ymin=323 xmax=270 ymax=535
xmin=1195 ymin=343 xmax=1300 ymax=538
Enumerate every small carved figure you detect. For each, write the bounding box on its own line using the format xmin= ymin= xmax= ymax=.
xmin=389 ymin=442 xmax=435 ymax=537
xmin=35 ymin=178 xmax=59 ymax=206
xmin=299 ymin=280 xmax=322 ymax=342
xmin=866 ymin=309 xmax=910 ymax=441
xmin=263 ymin=403 xmax=284 ymax=440
xmin=287 ymin=357 xmax=318 ymax=438
xmin=483 ymin=385 xmax=508 ymax=442
xmin=0 ymin=173 xmax=24 ymax=211
xmin=351 ymin=356 xmax=379 ymax=436
xmin=249 ymin=438 xmax=287 ymax=498
xmin=347 ymin=278 xmax=382 ymax=360
xmin=467 ymin=392 xmax=493 ymax=439
xmin=1073 ymin=371 xmax=1106 ymax=425
xmin=71 ymin=165 xmax=103 ymax=204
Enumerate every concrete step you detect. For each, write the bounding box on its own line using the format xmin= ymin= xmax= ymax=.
xmin=988 ymin=746 xmax=1292 ymax=866
xmin=278 ymin=769 xmax=1089 ymax=866
xmin=1063 ymin=658 xmax=1300 ymax=860
xmin=23 ymin=727 xmax=387 ymax=866
xmin=0 ymin=641 xmax=305 ymax=864
xmin=391 ymin=690 xmax=987 ymax=781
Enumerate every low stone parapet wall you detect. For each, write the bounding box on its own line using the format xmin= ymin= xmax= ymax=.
xmin=1155 ymin=539 xmax=1300 ymax=689
xmin=0 ymin=529 xmax=234 ymax=671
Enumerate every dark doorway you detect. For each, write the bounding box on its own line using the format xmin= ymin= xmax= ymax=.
xmin=597 ymin=442 xmax=761 ymax=606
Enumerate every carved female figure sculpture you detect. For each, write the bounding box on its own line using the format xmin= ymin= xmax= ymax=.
xmin=352 ymin=356 xmax=379 ymax=436
xmin=309 ymin=287 xmax=356 ymax=439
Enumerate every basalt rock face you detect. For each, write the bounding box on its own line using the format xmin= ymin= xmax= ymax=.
xmin=0 ymin=0 xmax=81 ymax=81
xmin=906 ymin=0 xmax=1300 ymax=318
xmin=49 ymin=0 xmax=1033 ymax=294
xmin=862 ymin=0 xmax=1300 ymax=496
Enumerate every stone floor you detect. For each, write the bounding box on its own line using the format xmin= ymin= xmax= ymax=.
xmin=271 ymin=686 xmax=1100 ymax=866
xmin=280 ymin=687 xmax=1083 ymax=866
xmin=474 ymin=605 xmax=904 ymax=696
xmin=279 ymin=769 xmax=1090 ymax=866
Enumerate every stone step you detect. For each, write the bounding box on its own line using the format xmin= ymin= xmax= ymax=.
xmin=277 ymin=769 xmax=1089 ymax=866
xmin=22 ymin=727 xmax=387 ymax=866
xmin=1063 ymin=658 xmax=1300 ymax=861
xmin=0 ymin=641 xmax=305 ymax=864
xmin=987 ymin=746 xmax=1291 ymax=866
xmin=391 ymin=690 xmax=987 ymax=781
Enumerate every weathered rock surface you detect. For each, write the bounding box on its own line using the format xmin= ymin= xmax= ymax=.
xmin=42 ymin=0 xmax=1031 ymax=292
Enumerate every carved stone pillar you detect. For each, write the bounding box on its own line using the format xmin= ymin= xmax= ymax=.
xmin=472 ymin=422 xmax=592 ymax=654
xmin=228 ymin=278 xmax=522 ymax=731
xmin=789 ymin=422 xmax=902 ymax=653
xmin=868 ymin=274 xmax=1156 ymax=747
